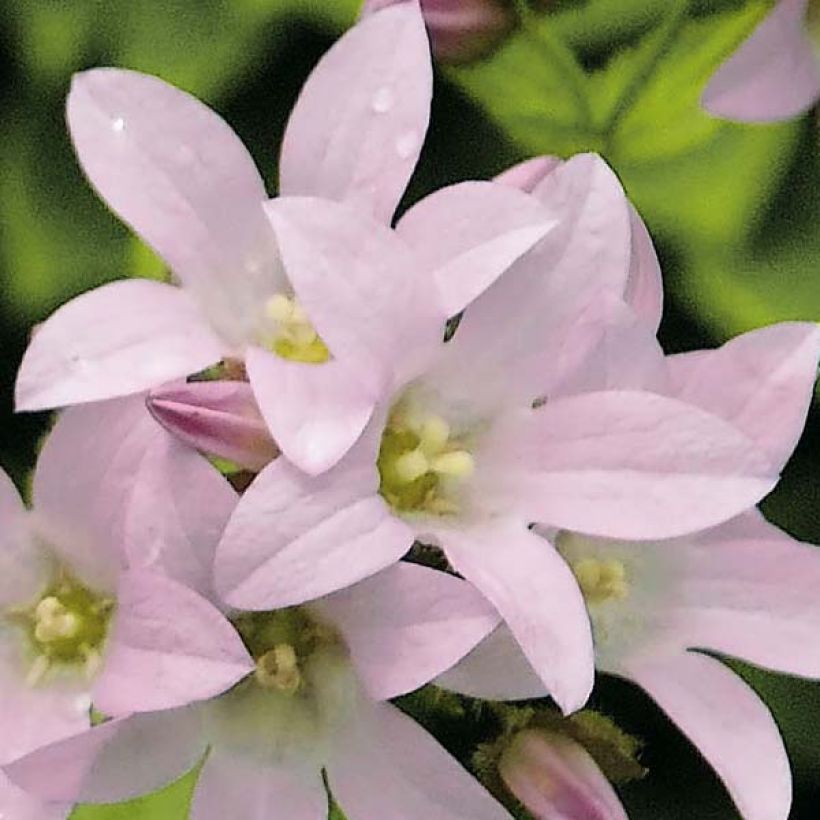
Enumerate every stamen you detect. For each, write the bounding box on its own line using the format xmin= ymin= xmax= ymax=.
xmin=419 ymin=417 xmax=450 ymax=455
xmin=571 ymin=557 xmax=629 ymax=604
xmin=33 ymin=597 xmax=81 ymax=643
xmin=255 ymin=643 xmax=302 ymax=694
xmin=394 ymin=449 xmax=430 ymax=483
xmin=262 ymin=293 xmax=330 ymax=364
xmin=430 ymin=450 xmax=475 ymax=478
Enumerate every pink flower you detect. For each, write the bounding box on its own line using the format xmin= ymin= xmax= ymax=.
xmin=0 ymin=395 xmax=247 ymax=776
xmin=0 ymin=773 xmax=69 ymax=820
xmin=499 ymin=729 xmax=628 ymax=820
xmin=5 ymin=563 xmax=509 ymax=819
xmin=439 ymin=320 xmax=820 ymax=820
xmin=15 ymin=2 xmax=554 ymax=477
xmin=213 ymin=154 xmax=780 ymax=715
xmin=363 ymin=0 xmax=516 ymax=63
xmin=702 ymin=0 xmax=820 ymax=122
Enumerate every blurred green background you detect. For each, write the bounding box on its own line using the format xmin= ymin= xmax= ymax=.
xmin=0 ymin=0 xmax=818 ymax=818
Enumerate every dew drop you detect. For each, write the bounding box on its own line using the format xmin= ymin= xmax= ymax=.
xmin=396 ymin=130 xmax=419 ymax=159
xmin=371 ymin=86 xmax=395 ymax=114
xmin=111 ymin=117 xmax=125 ymax=133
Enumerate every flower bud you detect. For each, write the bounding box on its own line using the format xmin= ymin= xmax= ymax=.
xmin=363 ymin=0 xmax=516 ymax=64
xmin=148 ymin=380 xmax=278 ymax=472
xmin=499 ymin=729 xmax=628 ymax=820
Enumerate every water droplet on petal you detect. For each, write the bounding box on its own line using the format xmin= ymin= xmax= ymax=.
xmin=395 ymin=130 xmax=419 ymax=159
xmin=371 ymin=86 xmax=395 ymax=113
xmin=112 ymin=117 xmax=125 ymax=133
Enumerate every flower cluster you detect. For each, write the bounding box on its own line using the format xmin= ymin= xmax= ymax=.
xmin=2 ymin=2 xmax=819 ymax=819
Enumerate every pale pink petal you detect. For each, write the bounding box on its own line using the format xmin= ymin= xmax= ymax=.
xmin=702 ymin=0 xmax=820 ymax=122
xmin=0 ymin=632 xmax=90 ymax=765
xmin=667 ymin=322 xmax=820 ymax=472
xmin=313 ymin=562 xmax=500 ymax=699
xmin=494 ymin=155 xmax=561 ymax=193
xmin=191 ymin=751 xmax=325 ymax=820
xmin=279 ymin=2 xmax=432 ymax=223
xmin=0 ymin=470 xmax=47 ymax=608
xmin=624 ymin=205 xmax=663 ymax=333
xmin=0 ymin=773 xmax=70 ymax=820
xmin=327 ymin=699 xmax=510 ymax=820
xmin=148 ymin=381 xmax=279 ymax=472
xmin=246 ymin=348 xmax=375 ymax=475
xmin=15 ymin=280 xmax=225 ymax=412
xmin=92 ymin=571 xmax=253 ymax=716
xmin=660 ymin=511 xmax=820 ymax=679
xmin=437 ymin=518 xmax=594 ymax=714
xmin=33 ymin=394 xmax=237 ymax=596
xmin=5 ymin=708 xmax=205 ymax=804
xmin=67 ymin=68 xmax=281 ymax=340
xmin=436 ymin=625 xmax=548 ymax=701
xmin=624 ymin=652 xmax=791 ymax=820
xmin=264 ymin=197 xmax=443 ymax=390
xmin=395 ymin=181 xmax=557 ymax=316
xmin=484 ymin=391 xmax=778 ymax=540
xmin=499 ymin=730 xmax=629 ymax=820
xmin=215 ymin=454 xmax=413 ymax=610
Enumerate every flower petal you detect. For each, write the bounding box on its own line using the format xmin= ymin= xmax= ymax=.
xmin=264 ymin=196 xmax=443 ymax=391
xmin=438 ymin=518 xmax=594 ymax=714
xmin=246 ymin=348 xmax=375 ymax=475
xmin=702 ymin=0 xmax=820 ymax=122
xmin=215 ymin=454 xmax=413 ymax=610
xmin=148 ymin=380 xmax=279 ymax=473
xmin=396 ymin=180 xmax=557 ymax=316
xmin=667 ymin=322 xmax=820 ymax=472
xmin=279 ymin=1 xmax=432 ymax=222
xmin=327 ymin=700 xmax=510 ymax=820
xmin=0 ymin=773 xmax=70 ymax=820
xmin=191 ymin=751 xmax=326 ymax=820
xmin=67 ymin=68 xmax=281 ymax=339
xmin=436 ymin=625 xmax=549 ymax=701
xmin=4 ymin=707 xmax=205 ymax=804
xmin=313 ymin=562 xmax=500 ymax=700
xmin=623 ymin=652 xmax=791 ymax=820
xmin=15 ymin=280 xmax=224 ymax=412
xmin=485 ymin=391 xmax=778 ymax=540
xmin=624 ymin=205 xmax=663 ymax=333
xmin=93 ymin=571 xmax=253 ymax=716
xmin=494 ymin=155 xmax=562 ymax=193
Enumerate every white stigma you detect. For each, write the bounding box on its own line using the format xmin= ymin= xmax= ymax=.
xmin=33 ymin=597 xmax=81 ymax=643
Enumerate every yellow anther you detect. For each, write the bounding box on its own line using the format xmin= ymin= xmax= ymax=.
xmin=572 ymin=557 xmax=628 ymax=604
xmin=394 ymin=449 xmax=430 ymax=484
xmin=430 ymin=450 xmax=475 ymax=478
xmin=33 ymin=597 xmax=81 ymax=643
xmin=264 ymin=293 xmax=330 ymax=364
xmin=265 ymin=293 xmax=295 ymax=323
xmin=419 ymin=417 xmax=450 ymax=455
xmin=255 ymin=643 xmax=302 ymax=694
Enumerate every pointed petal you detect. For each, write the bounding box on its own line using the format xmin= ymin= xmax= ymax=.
xmin=215 ymin=454 xmax=413 ymax=610
xmin=191 ymin=751 xmax=325 ymax=820
xmin=279 ymin=1 xmax=432 ymax=222
xmin=314 ymin=562 xmax=500 ymax=700
xmin=485 ymin=391 xmax=778 ymax=540
xmin=67 ymin=68 xmax=281 ymax=339
xmin=264 ymin=197 xmax=443 ymax=390
xmin=396 ymin=180 xmax=557 ymax=316
xmin=246 ymin=348 xmax=375 ymax=475
xmin=702 ymin=0 xmax=820 ymax=122
xmin=624 ymin=205 xmax=663 ymax=333
xmin=0 ymin=773 xmax=70 ymax=820
xmin=33 ymin=394 xmax=237 ymax=596
xmin=438 ymin=519 xmax=594 ymax=714
xmin=494 ymin=155 xmax=562 ymax=193
xmin=624 ymin=652 xmax=791 ymax=820
xmin=148 ymin=380 xmax=279 ymax=472
xmin=5 ymin=708 xmax=205 ymax=804
xmin=93 ymin=571 xmax=253 ymax=716
xmin=667 ymin=322 xmax=820 ymax=472
xmin=327 ymin=700 xmax=510 ymax=820
xmin=436 ymin=625 xmax=548 ymax=701
xmin=15 ymin=280 xmax=224 ymax=412
xmin=660 ymin=512 xmax=820 ymax=679
xmin=0 ymin=470 xmax=47 ymax=609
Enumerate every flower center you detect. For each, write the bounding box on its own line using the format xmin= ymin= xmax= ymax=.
xmin=377 ymin=409 xmax=475 ymax=515
xmin=261 ymin=294 xmax=330 ymax=364
xmin=569 ymin=557 xmax=629 ymax=605
xmin=9 ymin=571 xmax=114 ymax=686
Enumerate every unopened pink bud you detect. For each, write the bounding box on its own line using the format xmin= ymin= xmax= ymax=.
xmin=148 ymin=381 xmax=278 ymax=472
xmin=499 ymin=730 xmax=628 ymax=820
xmin=363 ymin=0 xmax=516 ymax=64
